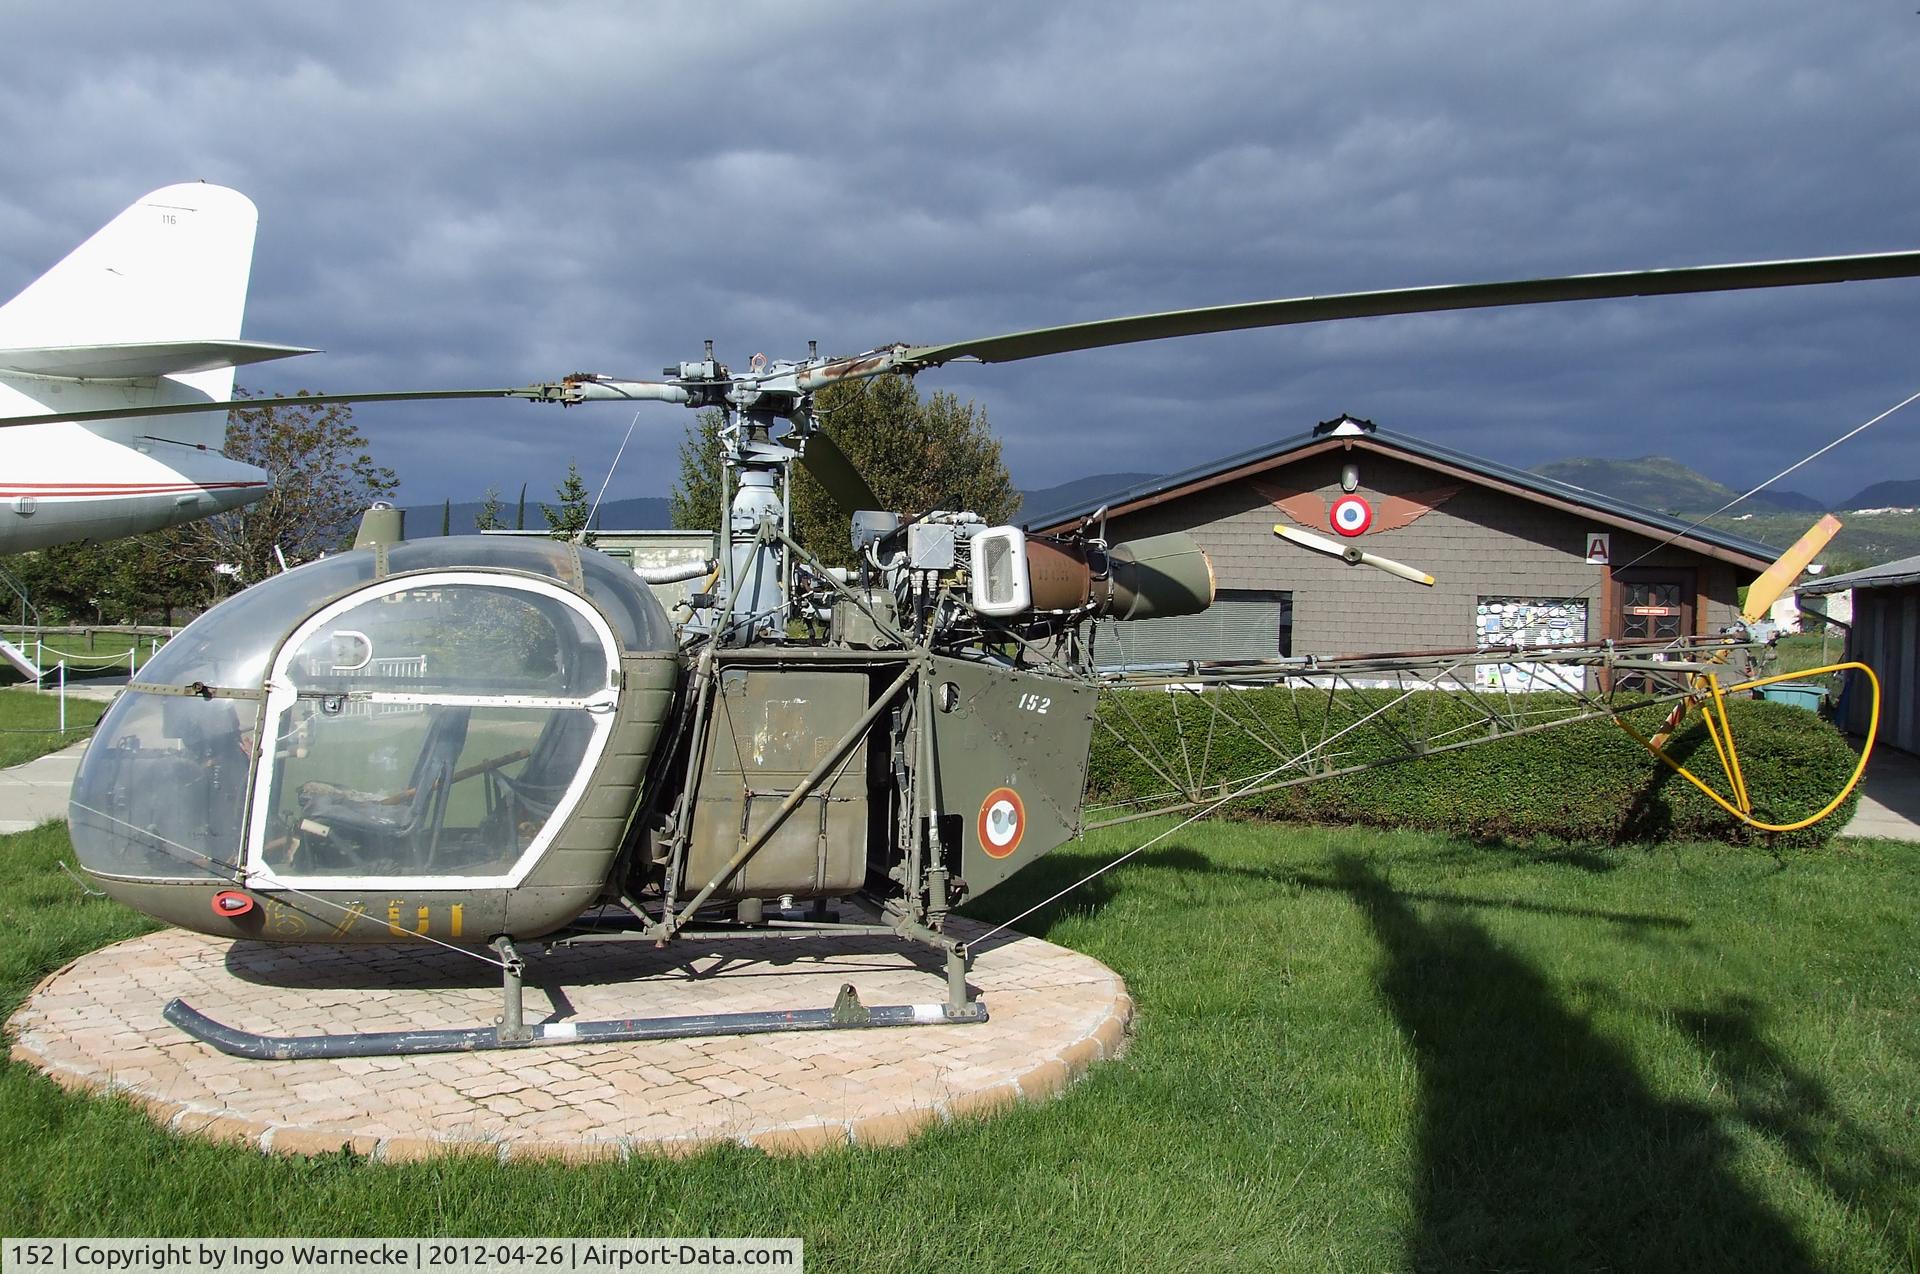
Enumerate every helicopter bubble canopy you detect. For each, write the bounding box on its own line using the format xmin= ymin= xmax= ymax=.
xmin=69 ymin=537 xmax=674 ymax=911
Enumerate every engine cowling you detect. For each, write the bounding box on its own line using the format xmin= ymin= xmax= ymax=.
xmin=971 ymin=527 xmax=1215 ymax=621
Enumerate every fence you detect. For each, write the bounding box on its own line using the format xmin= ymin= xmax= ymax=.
xmin=0 ymin=629 xmax=171 ymax=742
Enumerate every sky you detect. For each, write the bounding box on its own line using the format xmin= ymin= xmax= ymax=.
xmin=3 ymin=2 xmax=1918 ymax=509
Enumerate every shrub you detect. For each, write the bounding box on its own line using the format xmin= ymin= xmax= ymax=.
xmin=1086 ymin=687 xmax=1861 ymax=849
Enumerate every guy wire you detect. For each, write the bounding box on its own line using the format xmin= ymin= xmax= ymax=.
xmin=581 ymin=416 xmax=640 ymax=542
xmin=1581 ymin=386 xmax=1920 ymax=592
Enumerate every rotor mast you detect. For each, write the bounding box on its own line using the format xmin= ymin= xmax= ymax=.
xmin=558 ymin=343 xmax=839 ymax=642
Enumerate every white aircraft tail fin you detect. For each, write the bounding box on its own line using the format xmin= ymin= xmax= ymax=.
xmin=0 ymin=183 xmax=261 ymax=351
xmin=0 ymin=183 xmax=292 ymax=450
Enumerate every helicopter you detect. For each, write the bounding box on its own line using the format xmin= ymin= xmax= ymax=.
xmin=22 ymin=245 xmax=1914 ymax=1059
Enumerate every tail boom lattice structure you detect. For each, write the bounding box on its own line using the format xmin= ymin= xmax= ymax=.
xmin=1084 ymin=636 xmax=1875 ymax=836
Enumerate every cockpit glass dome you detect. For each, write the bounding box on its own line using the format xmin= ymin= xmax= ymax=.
xmin=576 ymin=549 xmax=680 ymax=650
xmin=71 ymin=534 xmax=673 ymax=888
xmin=285 ymin=583 xmax=610 ymax=697
xmin=136 ymin=553 xmax=377 ymax=691
xmin=69 ymin=693 xmax=251 ymax=880
xmin=259 ymin=574 xmax=617 ymax=881
xmin=385 ymin=537 xmax=675 ymax=652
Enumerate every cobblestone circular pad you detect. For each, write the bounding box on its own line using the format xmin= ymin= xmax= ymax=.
xmin=8 ymin=916 xmax=1131 ymax=1161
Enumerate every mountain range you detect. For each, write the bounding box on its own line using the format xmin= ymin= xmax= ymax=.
xmin=1524 ymin=456 xmax=1920 ymax=570
xmin=1524 ymin=456 xmax=1920 ymax=515
xmin=1530 ymin=457 xmax=1825 ymax=514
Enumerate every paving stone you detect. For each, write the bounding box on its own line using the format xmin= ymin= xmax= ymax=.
xmin=1056 ymin=1036 xmax=1102 ymax=1074
xmin=268 ymin=1127 xmax=380 ymax=1158
xmin=9 ymin=914 xmax=1130 ymax=1159
xmin=1015 ymin=1058 xmax=1070 ymax=1099
xmin=503 ymin=1138 xmax=625 ymax=1164
xmin=173 ymin=1112 xmax=268 ymax=1148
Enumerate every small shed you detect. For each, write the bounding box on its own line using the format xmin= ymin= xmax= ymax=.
xmin=482 ymin=528 xmax=716 ymax=613
xmin=1801 ymin=554 xmax=1920 ymax=754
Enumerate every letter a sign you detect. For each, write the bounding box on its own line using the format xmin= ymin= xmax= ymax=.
xmin=1585 ymin=533 xmax=1611 ymax=565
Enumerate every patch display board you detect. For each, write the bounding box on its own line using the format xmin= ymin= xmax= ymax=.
xmin=1474 ymin=596 xmax=1588 ymax=692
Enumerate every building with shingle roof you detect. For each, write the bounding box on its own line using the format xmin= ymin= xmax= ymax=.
xmin=1024 ymin=415 xmax=1781 ymax=682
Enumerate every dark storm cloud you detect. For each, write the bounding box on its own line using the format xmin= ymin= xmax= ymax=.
xmin=2 ymin=1 xmax=1916 ymax=506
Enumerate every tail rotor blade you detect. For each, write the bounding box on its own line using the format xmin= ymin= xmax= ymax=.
xmin=1742 ymin=514 xmax=1843 ymax=622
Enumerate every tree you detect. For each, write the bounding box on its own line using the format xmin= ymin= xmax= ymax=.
xmin=515 ymin=482 xmax=527 ymax=530
xmin=169 ymin=389 xmax=398 ymax=582
xmin=476 ymin=485 xmax=506 ymax=529
xmin=474 ymin=485 xmax=506 ymax=529
xmin=8 ymin=514 xmax=234 ymax=625
xmin=670 ymin=411 xmax=727 ymax=533
xmin=542 ymin=461 xmax=597 ymax=546
xmin=670 ymin=376 xmax=1018 ymax=567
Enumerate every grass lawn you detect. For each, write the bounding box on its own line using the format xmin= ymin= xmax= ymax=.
xmin=1 ymin=819 xmax=1916 ymax=1271
xmin=0 ymin=688 xmax=107 ymax=768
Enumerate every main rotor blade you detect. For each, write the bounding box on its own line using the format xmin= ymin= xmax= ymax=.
xmin=897 ymin=250 xmax=1920 ymax=368
xmin=799 ymin=428 xmax=880 ymax=513
xmin=0 ymin=385 xmax=571 ymax=429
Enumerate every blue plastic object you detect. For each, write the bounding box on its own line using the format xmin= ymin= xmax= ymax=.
xmin=1758 ymin=682 xmax=1827 ymax=711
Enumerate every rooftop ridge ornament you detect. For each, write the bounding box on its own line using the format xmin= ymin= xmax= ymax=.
xmin=1314 ymin=414 xmax=1376 ymax=437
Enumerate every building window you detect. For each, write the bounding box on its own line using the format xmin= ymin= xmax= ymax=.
xmin=1217 ymin=588 xmax=1293 ymax=657
xmin=1092 ymin=588 xmax=1292 ymax=668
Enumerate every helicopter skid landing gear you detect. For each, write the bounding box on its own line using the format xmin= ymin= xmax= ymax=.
xmin=162 ymin=987 xmax=987 ymax=1060
xmin=494 ymin=935 xmax=533 ymax=1045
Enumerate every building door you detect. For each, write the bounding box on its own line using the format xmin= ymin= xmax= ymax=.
xmin=1610 ymin=569 xmax=1695 ymax=643
xmin=1608 ymin=568 xmax=1695 ymax=692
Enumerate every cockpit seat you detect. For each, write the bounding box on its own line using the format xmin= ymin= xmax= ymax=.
xmin=297 ymin=706 xmax=471 ymax=868
xmin=485 ymin=709 xmax=594 ymax=845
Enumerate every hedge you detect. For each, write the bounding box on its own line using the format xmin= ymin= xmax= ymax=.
xmin=1086 ymin=687 xmax=1862 ymax=849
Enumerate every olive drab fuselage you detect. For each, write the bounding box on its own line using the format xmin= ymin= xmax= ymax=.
xmin=70 ymin=534 xmax=1109 ymax=950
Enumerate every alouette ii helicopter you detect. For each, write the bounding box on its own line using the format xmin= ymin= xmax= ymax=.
xmin=16 ymin=243 xmax=1913 ymax=1059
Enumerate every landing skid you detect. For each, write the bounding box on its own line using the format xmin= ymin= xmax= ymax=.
xmin=164 ymin=982 xmax=988 ymax=1060
xmin=165 ymin=927 xmax=987 ymax=1060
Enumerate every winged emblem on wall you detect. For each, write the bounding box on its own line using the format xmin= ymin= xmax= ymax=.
xmin=1252 ymin=478 xmax=1461 ymax=538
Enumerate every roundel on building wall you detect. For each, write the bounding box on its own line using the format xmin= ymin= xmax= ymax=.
xmin=977 ymin=786 xmax=1027 ymax=858
xmin=1330 ymin=495 xmax=1373 ymax=537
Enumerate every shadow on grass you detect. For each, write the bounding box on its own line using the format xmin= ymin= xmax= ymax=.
xmin=1278 ymin=863 xmax=1690 ymax=934
xmin=970 ymin=840 xmax=1689 ymax=946
xmin=1680 ymin=996 xmax=1920 ymax=1268
xmin=1330 ymin=852 xmax=1820 ymax=1271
